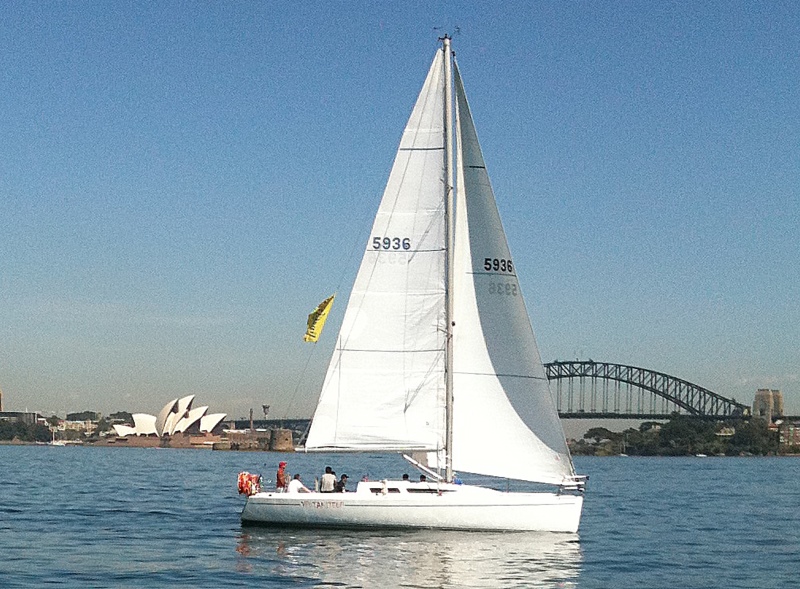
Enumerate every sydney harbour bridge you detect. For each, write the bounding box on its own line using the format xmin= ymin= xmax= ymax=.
xmin=545 ymin=361 xmax=751 ymax=419
xmin=251 ymin=361 xmax=753 ymax=433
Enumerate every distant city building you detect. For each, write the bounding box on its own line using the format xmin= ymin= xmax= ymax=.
xmin=63 ymin=420 xmax=96 ymax=435
xmin=752 ymin=389 xmax=784 ymax=424
xmin=0 ymin=411 xmax=41 ymax=426
xmin=778 ymin=421 xmax=800 ymax=450
xmin=112 ymin=395 xmax=226 ymax=438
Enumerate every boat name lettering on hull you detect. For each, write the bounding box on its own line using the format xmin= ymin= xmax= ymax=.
xmin=299 ymin=500 xmax=344 ymax=509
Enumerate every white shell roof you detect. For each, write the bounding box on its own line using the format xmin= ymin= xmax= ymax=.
xmin=165 ymin=412 xmax=184 ymax=436
xmin=175 ymin=394 xmax=195 ymax=417
xmin=114 ymin=424 xmax=137 ymax=437
xmin=132 ymin=413 xmax=157 ymax=436
xmin=168 ymin=395 xmax=199 ymax=434
xmin=200 ymin=413 xmax=226 ymax=433
xmin=173 ymin=406 xmax=208 ymax=433
xmin=155 ymin=398 xmax=178 ymax=437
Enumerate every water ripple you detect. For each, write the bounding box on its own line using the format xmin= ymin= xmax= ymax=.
xmin=1 ymin=448 xmax=798 ymax=587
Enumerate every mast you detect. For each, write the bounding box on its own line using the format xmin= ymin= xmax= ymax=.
xmin=442 ymin=35 xmax=455 ymax=483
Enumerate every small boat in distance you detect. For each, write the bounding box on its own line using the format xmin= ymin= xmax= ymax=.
xmin=240 ymin=37 xmax=585 ymax=532
xmin=50 ymin=428 xmax=66 ymax=446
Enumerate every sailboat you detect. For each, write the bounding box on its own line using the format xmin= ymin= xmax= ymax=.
xmin=240 ymin=37 xmax=585 ymax=533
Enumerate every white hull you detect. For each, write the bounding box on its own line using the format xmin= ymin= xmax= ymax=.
xmin=241 ymin=481 xmax=583 ymax=533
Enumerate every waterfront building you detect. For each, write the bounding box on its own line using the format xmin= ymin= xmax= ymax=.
xmin=752 ymin=389 xmax=784 ymax=424
xmin=63 ymin=419 xmax=96 ymax=435
xmin=0 ymin=411 xmax=42 ymax=425
xmin=778 ymin=421 xmax=800 ymax=451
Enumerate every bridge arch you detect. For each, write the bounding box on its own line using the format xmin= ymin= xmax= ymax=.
xmin=544 ymin=361 xmax=750 ymax=419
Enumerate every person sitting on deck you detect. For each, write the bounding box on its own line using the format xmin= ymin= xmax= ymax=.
xmin=419 ymin=474 xmax=427 ymax=482
xmin=320 ymin=466 xmax=336 ymax=493
xmin=402 ymin=473 xmax=409 ymax=481
xmin=334 ymin=474 xmax=349 ymax=493
xmin=287 ymin=474 xmax=311 ymax=493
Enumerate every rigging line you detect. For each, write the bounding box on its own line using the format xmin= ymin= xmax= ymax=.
xmin=375 ymin=247 xmax=445 ymax=254
xmin=284 ymin=192 xmax=372 ymax=421
xmin=283 ymin=226 xmax=363 ymax=422
xmin=404 ymin=348 xmax=445 ymax=412
xmin=320 ymin=170 xmax=384 ymax=359
xmin=339 ymin=347 xmax=443 ymax=354
xmin=453 ymin=371 xmax=549 ymax=380
xmin=283 ymin=341 xmax=321 ymax=421
xmin=281 ymin=208 xmax=363 ymax=422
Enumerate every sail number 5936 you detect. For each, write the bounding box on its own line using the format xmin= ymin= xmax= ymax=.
xmin=373 ymin=237 xmax=411 ymax=250
xmin=484 ymin=258 xmax=513 ymax=273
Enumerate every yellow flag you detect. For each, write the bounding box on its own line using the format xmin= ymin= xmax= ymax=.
xmin=303 ymin=294 xmax=335 ymax=342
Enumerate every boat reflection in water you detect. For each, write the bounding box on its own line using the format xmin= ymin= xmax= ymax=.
xmin=235 ymin=528 xmax=581 ymax=588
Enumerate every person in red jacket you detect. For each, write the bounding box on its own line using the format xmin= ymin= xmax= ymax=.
xmin=276 ymin=461 xmax=288 ymax=492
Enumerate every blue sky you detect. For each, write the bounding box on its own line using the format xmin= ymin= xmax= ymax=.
xmin=2 ymin=2 xmax=798 ymax=420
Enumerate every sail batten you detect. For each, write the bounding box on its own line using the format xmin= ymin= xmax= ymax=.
xmin=398 ymin=147 xmax=445 ymax=152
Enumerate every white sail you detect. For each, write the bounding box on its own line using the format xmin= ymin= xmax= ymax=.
xmin=305 ymin=49 xmax=448 ymax=451
xmin=451 ymin=63 xmax=575 ymax=485
xmin=243 ymin=41 xmax=584 ymax=533
xmin=306 ymin=48 xmax=575 ymax=485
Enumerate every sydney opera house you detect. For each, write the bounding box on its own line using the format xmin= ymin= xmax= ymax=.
xmin=112 ymin=395 xmax=226 ymax=443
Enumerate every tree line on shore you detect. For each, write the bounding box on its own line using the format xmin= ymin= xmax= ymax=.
xmin=0 ymin=420 xmax=52 ymax=443
xmin=0 ymin=412 xmax=131 ymax=443
xmin=570 ymin=415 xmax=784 ymax=456
xmin=1 ymin=413 xmax=788 ymax=456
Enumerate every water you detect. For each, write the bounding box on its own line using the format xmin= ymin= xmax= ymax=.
xmin=1 ymin=446 xmax=798 ymax=588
